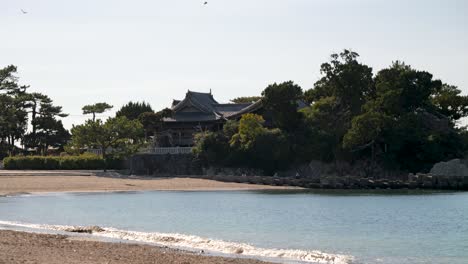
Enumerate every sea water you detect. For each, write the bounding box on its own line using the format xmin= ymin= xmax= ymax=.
xmin=0 ymin=190 xmax=467 ymax=264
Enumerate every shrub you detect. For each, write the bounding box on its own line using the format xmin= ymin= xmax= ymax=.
xmin=2 ymin=154 xmax=119 ymax=170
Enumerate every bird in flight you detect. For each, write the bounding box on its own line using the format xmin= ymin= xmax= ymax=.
xmin=21 ymin=9 xmax=28 ymax=14
xmin=204 ymin=1 xmax=208 ymax=5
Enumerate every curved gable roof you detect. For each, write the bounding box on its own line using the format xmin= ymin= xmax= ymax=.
xmin=172 ymin=91 xmax=218 ymax=113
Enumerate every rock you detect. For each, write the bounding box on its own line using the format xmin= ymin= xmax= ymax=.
xmin=261 ymin=177 xmax=274 ymax=185
xmin=408 ymin=173 xmax=417 ymax=182
xmin=430 ymin=159 xmax=468 ymax=177
xmin=408 ymin=181 xmax=418 ymax=189
xmin=307 ymin=183 xmax=321 ymax=189
xmin=358 ymin=178 xmax=369 ymax=188
xmin=235 ymin=248 xmax=244 ymax=254
xmin=65 ymin=226 xmax=104 ymax=234
xmin=422 ymin=180 xmax=433 ymax=189
xmin=462 ymin=177 xmax=468 ymax=190
xmin=436 ymin=176 xmax=449 ymax=189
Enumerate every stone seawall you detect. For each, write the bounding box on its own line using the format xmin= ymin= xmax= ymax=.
xmin=129 ymin=154 xmax=202 ymax=176
xmin=128 ymin=155 xmax=468 ymax=190
xmin=176 ymin=173 xmax=468 ymax=190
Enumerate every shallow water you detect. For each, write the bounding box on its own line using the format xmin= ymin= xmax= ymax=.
xmin=1 ymin=190 xmax=467 ymax=264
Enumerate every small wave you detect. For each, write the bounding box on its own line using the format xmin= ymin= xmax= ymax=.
xmin=0 ymin=220 xmax=353 ymax=264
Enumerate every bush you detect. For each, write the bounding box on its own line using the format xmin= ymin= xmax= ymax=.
xmin=2 ymin=154 xmax=120 ymax=170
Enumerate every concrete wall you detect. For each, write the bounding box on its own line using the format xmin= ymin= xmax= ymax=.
xmin=129 ymin=154 xmax=201 ymax=176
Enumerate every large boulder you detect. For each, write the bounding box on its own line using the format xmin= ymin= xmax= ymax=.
xmin=430 ymin=159 xmax=468 ymax=177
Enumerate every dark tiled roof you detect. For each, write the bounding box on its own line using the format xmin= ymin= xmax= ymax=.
xmin=163 ymin=112 xmax=222 ymax=122
xmin=171 ymin=100 xmax=181 ymax=107
xmin=214 ymin=103 xmax=252 ymax=117
xmin=168 ymin=91 xmax=255 ymax=122
xmin=166 ymin=91 xmax=309 ymax=122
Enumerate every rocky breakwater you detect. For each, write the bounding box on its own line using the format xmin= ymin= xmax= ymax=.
xmin=412 ymin=159 xmax=468 ymax=190
xmin=199 ymin=159 xmax=468 ymax=190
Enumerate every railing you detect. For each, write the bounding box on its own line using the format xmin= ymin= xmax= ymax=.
xmin=87 ymin=147 xmax=193 ymax=155
xmin=142 ymin=147 xmax=193 ymax=155
xmin=87 ymin=149 xmax=102 ymax=156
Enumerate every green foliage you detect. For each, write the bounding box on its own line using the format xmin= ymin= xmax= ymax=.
xmin=432 ymin=84 xmax=468 ymax=123
xmin=230 ymin=114 xmax=267 ymax=149
xmin=23 ymin=95 xmax=70 ymax=154
xmin=2 ymin=154 xmax=121 ymax=170
xmin=67 ymin=116 xmax=144 ymax=160
xmin=138 ymin=108 xmax=173 ymax=138
xmin=342 ymin=61 xmax=466 ymax=172
xmin=82 ymin=102 xmax=113 ymax=121
xmin=230 ymin=96 xmax=262 ymax=104
xmin=261 ymin=81 xmax=304 ymax=131
xmin=116 ymin=101 xmax=153 ymax=120
xmin=0 ymin=65 xmax=29 ymax=156
xmin=193 ymin=114 xmax=291 ymax=174
xmin=193 ymin=50 xmax=468 ymax=175
xmin=192 ymin=131 xmax=230 ymax=165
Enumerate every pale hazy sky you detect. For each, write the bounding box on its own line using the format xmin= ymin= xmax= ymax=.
xmin=2 ymin=0 xmax=467 ymax=129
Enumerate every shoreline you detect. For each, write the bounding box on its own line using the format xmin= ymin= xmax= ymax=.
xmin=0 ymin=220 xmax=349 ymax=264
xmin=0 ymin=173 xmax=300 ymax=196
xmin=0 ymin=229 xmax=275 ymax=264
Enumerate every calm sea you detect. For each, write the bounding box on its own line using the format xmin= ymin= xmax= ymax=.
xmin=1 ymin=190 xmax=467 ymax=264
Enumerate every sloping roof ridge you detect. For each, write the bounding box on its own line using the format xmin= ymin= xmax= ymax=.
xmin=226 ymin=99 xmax=263 ymax=119
xmin=172 ymin=90 xmax=210 ymax=113
xmin=215 ymin=103 xmax=252 ymax=106
xmin=188 ymin=93 xmax=215 ymax=113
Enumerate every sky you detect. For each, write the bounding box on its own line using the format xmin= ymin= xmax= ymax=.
xmin=1 ymin=0 xmax=468 ymax=129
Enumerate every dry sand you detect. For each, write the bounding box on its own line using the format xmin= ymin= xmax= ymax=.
xmin=0 ymin=230 xmax=273 ymax=264
xmin=0 ymin=171 xmax=295 ymax=263
xmin=0 ymin=171 xmax=296 ymax=196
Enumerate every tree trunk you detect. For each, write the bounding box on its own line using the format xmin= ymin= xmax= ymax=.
xmin=102 ymin=147 xmax=107 ymax=172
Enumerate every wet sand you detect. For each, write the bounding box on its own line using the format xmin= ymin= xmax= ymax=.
xmin=0 ymin=230 xmax=273 ymax=264
xmin=0 ymin=173 xmax=296 ymax=196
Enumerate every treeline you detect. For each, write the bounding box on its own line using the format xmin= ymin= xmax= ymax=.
xmin=0 ymin=64 xmax=154 ymax=161
xmin=193 ymin=50 xmax=468 ymax=174
xmin=0 ymin=66 xmax=69 ymax=158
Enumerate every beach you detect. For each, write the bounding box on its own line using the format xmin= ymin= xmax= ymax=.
xmin=0 ymin=230 xmax=272 ymax=264
xmin=0 ymin=171 xmax=292 ymax=264
xmin=0 ymin=171 xmax=296 ymax=196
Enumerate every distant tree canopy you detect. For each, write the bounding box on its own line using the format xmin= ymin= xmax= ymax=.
xmin=82 ymin=102 xmax=113 ymax=121
xmin=3 ymin=49 xmax=468 ymax=175
xmin=193 ymin=114 xmax=290 ymax=174
xmin=0 ymin=65 xmax=69 ymax=157
xmin=231 ymin=96 xmax=262 ymax=104
xmin=194 ymin=50 xmax=468 ymax=174
xmin=116 ymin=101 xmax=153 ymax=120
xmin=138 ymin=108 xmax=173 ymax=138
xmin=67 ymin=116 xmax=144 ymax=160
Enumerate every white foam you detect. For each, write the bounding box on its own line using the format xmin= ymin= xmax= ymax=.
xmin=0 ymin=220 xmax=353 ymax=264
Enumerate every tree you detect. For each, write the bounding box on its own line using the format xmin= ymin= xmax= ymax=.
xmin=343 ymin=62 xmax=466 ymax=172
xmin=138 ymin=108 xmax=173 ymax=140
xmin=231 ymin=96 xmax=262 ymax=104
xmin=305 ymin=50 xmax=374 ymax=113
xmin=302 ymin=50 xmax=375 ymax=161
xmin=0 ymin=65 xmax=29 ymax=155
xmin=68 ymin=116 xmax=144 ymax=161
xmin=23 ymin=95 xmax=69 ymax=154
xmin=82 ymin=102 xmax=113 ymax=121
xmin=230 ymin=114 xmax=267 ymax=149
xmin=261 ymin=81 xmax=303 ymax=131
xmin=192 ymin=131 xmax=230 ymax=165
xmin=228 ymin=114 xmax=291 ymax=173
xmin=432 ymin=84 xmax=468 ymax=124
xmin=116 ymin=101 xmax=153 ymax=120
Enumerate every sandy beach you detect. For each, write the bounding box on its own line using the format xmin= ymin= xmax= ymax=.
xmin=0 ymin=171 xmax=295 ymax=263
xmin=0 ymin=171 xmax=296 ymax=196
xmin=0 ymin=230 xmax=273 ymax=264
